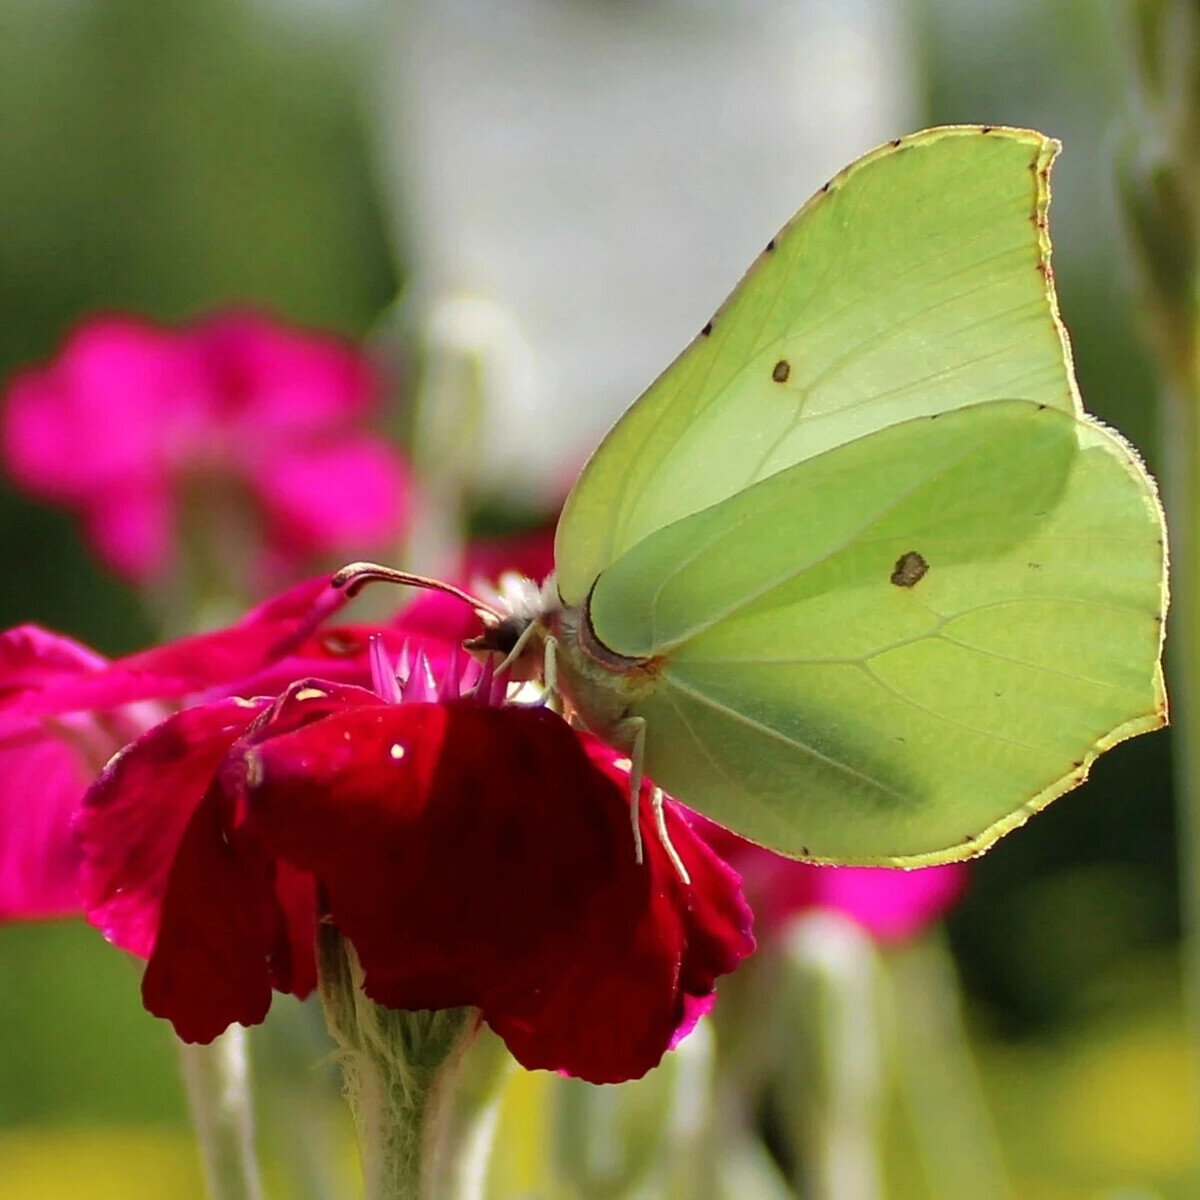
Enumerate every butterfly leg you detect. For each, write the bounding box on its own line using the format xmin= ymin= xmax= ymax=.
xmin=540 ymin=635 xmax=565 ymax=715
xmin=613 ymin=718 xmax=690 ymax=881
xmin=618 ymin=716 xmax=647 ymax=865
xmin=495 ymin=629 xmax=563 ymax=712
xmin=651 ymin=788 xmax=691 ymax=885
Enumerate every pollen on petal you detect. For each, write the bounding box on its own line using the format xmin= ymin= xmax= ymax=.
xmin=389 ymin=744 xmax=405 ymax=761
xmin=244 ymin=750 xmax=264 ymax=789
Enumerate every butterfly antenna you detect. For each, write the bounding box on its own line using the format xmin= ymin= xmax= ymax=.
xmin=331 ymin=561 xmax=504 ymax=625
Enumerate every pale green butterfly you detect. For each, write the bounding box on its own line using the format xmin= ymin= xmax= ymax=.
xmin=343 ymin=125 xmax=1168 ymax=869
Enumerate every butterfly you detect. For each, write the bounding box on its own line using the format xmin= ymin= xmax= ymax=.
xmin=344 ymin=125 xmax=1168 ymax=868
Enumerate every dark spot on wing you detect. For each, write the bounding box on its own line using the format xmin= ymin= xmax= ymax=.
xmin=981 ymin=125 xmax=994 ymax=134
xmin=772 ymin=359 xmax=791 ymax=383
xmin=765 ymin=237 xmax=777 ymax=253
xmin=890 ymin=138 xmax=902 ymax=148
xmin=890 ymin=551 xmax=928 ymax=588
xmin=801 ymin=845 xmax=810 ymax=857
xmin=701 ymin=320 xmax=713 ymax=337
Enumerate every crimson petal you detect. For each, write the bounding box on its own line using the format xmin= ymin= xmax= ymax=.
xmin=78 ymin=697 xmax=269 ymax=957
xmin=141 ymin=781 xmax=278 ymax=1042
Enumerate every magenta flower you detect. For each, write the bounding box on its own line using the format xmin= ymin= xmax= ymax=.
xmin=75 ymin=636 xmax=753 ymax=1084
xmin=694 ymin=814 xmax=967 ymax=944
xmin=0 ymin=575 xmax=374 ymax=922
xmin=2 ymin=312 xmax=412 ymax=582
xmin=0 ymin=626 xmax=104 ymax=917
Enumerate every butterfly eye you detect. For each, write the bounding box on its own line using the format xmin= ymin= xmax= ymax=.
xmin=464 ymin=616 xmax=529 ymax=656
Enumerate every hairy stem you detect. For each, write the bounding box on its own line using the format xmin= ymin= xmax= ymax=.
xmin=317 ymin=924 xmax=475 ymax=1200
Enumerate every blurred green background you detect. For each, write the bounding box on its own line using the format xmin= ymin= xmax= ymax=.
xmin=0 ymin=1 xmax=1190 ymax=1197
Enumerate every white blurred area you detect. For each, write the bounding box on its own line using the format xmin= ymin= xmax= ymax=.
xmin=375 ymin=0 xmax=917 ymax=506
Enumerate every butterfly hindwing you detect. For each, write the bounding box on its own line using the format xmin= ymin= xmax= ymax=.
xmin=586 ymin=401 xmax=1165 ymax=864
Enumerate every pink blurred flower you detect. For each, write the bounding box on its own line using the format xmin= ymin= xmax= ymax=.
xmin=694 ymin=816 xmax=967 ymax=944
xmin=2 ymin=312 xmax=413 ymax=583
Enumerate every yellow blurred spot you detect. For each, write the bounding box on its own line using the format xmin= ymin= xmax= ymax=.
xmin=0 ymin=1127 xmax=203 ymax=1200
xmin=488 ymin=1068 xmax=551 ymax=1195
xmin=1053 ymin=1025 xmax=1195 ymax=1176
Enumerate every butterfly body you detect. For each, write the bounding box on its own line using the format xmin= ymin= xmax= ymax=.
xmin=534 ymin=590 xmax=663 ymax=752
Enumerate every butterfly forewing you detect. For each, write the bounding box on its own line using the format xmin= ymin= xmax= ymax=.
xmin=554 ymin=126 xmax=1077 ymax=607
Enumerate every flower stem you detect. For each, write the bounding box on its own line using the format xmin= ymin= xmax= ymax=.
xmin=781 ymin=912 xmax=884 ymax=1200
xmin=1120 ymin=0 xmax=1200 ymax=1176
xmin=423 ymin=1029 xmax=512 ymax=1200
xmin=317 ymin=923 xmax=475 ymax=1200
xmin=887 ymin=935 xmax=1011 ymax=1200
xmin=176 ymin=1027 xmax=266 ymax=1200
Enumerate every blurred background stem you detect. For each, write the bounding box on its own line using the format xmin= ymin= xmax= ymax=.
xmin=888 ymin=936 xmax=1011 ymax=1200
xmin=1120 ymin=0 xmax=1200 ymax=1176
xmin=424 ymin=1029 xmax=511 ymax=1200
xmin=177 ymin=1029 xmax=265 ymax=1200
xmin=781 ymin=914 xmax=884 ymax=1200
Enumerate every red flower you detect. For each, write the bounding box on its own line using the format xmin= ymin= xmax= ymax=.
xmin=79 ymin=636 xmax=753 ymax=1084
xmin=1 ymin=558 xmax=752 ymax=1083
